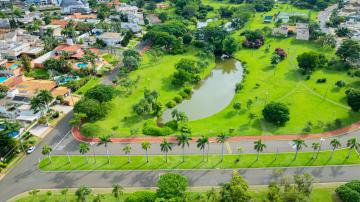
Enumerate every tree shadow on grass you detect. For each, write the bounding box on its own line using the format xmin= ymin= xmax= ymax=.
xmin=262 ymin=65 xmax=275 ymax=72
xmin=247 ymin=159 xmax=258 ymax=168
xmin=122 ymin=114 xmax=153 ymax=127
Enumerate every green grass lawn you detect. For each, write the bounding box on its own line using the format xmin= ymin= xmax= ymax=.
xmin=39 ymin=149 xmax=359 ymax=171
xmin=30 ymin=68 xmax=50 ymax=79
xmin=12 ymin=186 xmax=340 ymax=202
xmin=74 ymin=77 xmax=101 ymax=95
xmin=81 ymin=48 xmax=215 ymax=137
xmin=102 ymin=54 xmax=120 ymax=65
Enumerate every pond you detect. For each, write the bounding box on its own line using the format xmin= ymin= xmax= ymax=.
xmin=162 ymin=58 xmax=244 ymax=121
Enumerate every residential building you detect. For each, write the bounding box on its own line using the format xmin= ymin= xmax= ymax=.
xmin=121 ymin=23 xmax=142 ymax=33
xmin=147 ymin=14 xmax=161 ymax=25
xmin=264 ymin=16 xmax=273 ymax=23
xmin=97 ymin=32 xmax=124 ymax=46
xmin=272 ymin=25 xmax=289 ymax=37
xmin=275 ymin=12 xmax=308 ymax=23
xmin=60 ymin=0 xmax=91 ymax=14
xmin=296 ymin=23 xmax=310 ymax=40
xmin=39 ymin=24 xmax=63 ymax=39
xmin=64 ymin=13 xmax=100 ymax=23
xmin=0 ymin=29 xmax=44 ymax=60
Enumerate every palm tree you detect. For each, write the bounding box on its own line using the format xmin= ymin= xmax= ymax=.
xmin=160 ymin=139 xmax=172 ymax=163
xmin=112 ymin=184 xmax=124 ymax=201
xmin=141 ymin=141 xmax=151 ymax=163
xmin=42 ymin=144 xmax=52 ymax=163
xmin=254 ymin=139 xmax=266 ymax=161
xmin=60 ymin=188 xmax=69 ymax=202
xmin=93 ymin=194 xmax=104 ymax=202
xmin=292 ymin=139 xmax=307 ymax=160
xmin=123 ymin=144 xmax=132 ymax=163
xmin=217 ymin=133 xmax=228 ymax=162
xmin=197 ymin=136 xmax=209 ymax=162
xmin=346 ymin=138 xmax=360 ymax=159
xmin=330 ymin=139 xmax=341 ymax=159
xmin=79 ymin=143 xmax=90 ymax=163
xmin=176 ymin=133 xmax=192 ymax=162
xmin=311 ymin=142 xmax=321 ymax=159
xmin=97 ymin=135 xmax=112 ymax=164
xmin=75 ymin=186 xmax=92 ymax=202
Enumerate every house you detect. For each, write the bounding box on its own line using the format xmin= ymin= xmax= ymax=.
xmin=264 ymin=16 xmax=273 ymax=23
xmin=50 ymin=19 xmax=72 ymax=28
xmin=0 ymin=29 xmax=44 ymax=60
xmin=121 ymin=23 xmax=142 ymax=33
xmin=0 ymin=19 xmax=10 ymax=33
xmin=60 ymin=0 xmax=91 ymax=14
xmin=97 ymin=32 xmax=124 ymax=46
xmin=272 ymin=25 xmax=289 ymax=37
xmin=39 ymin=25 xmax=63 ymax=39
xmin=17 ymin=11 xmax=42 ymax=25
xmin=64 ymin=13 xmax=100 ymax=23
xmin=156 ymin=3 xmax=170 ymax=9
xmin=296 ymin=23 xmax=310 ymax=40
xmin=25 ymin=0 xmax=55 ymax=5
xmin=147 ymin=14 xmax=161 ymax=25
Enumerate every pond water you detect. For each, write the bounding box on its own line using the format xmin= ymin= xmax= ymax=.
xmin=162 ymin=58 xmax=244 ymax=121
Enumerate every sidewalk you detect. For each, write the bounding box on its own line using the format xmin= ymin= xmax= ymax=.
xmin=72 ymin=120 xmax=360 ymax=143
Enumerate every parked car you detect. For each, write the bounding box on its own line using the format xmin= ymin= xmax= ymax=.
xmin=26 ymin=146 xmax=36 ymax=154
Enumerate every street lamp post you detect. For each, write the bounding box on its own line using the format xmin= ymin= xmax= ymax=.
xmin=90 ymin=142 xmax=96 ymax=163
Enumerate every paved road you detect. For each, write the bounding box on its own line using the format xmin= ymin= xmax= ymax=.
xmin=1 ymin=110 xmax=360 ymax=201
xmin=317 ymin=4 xmax=337 ymax=35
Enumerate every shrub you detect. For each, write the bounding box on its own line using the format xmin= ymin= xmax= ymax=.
xmin=173 ymin=95 xmax=183 ymax=103
xmin=336 ymin=184 xmax=360 ymax=202
xmin=142 ymin=120 xmax=172 ymax=136
xmin=345 ymin=180 xmax=360 ymax=193
xmin=38 ymin=116 xmax=47 ymax=124
xmin=183 ymin=86 xmax=192 ymax=95
xmin=316 ymin=78 xmax=327 ymax=83
xmin=179 ymin=91 xmax=190 ymax=99
xmin=157 ymin=173 xmax=188 ymax=199
xmin=164 ymin=120 xmax=178 ymax=130
xmin=241 ymin=30 xmax=265 ymax=49
xmin=52 ymin=111 xmax=60 ymax=119
xmin=335 ymin=80 xmax=346 ymax=87
xmin=125 ymin=191 xmax=156 ymax=202
xmin=235 ymin=83 xmax=243 ymax=93
xmin=275 ymin=48 xmax=287 ymax=59
xmin=166 ymin=100 xmax=176 ymax=108
xmin=345 ymin=88 xmax=360 ymax=111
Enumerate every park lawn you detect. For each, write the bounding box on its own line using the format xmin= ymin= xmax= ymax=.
xmin=102 ymin=53 xmax=120 ymax=65
xmin=74 ymin=77 xmax=101 ymax=95
xmin=80 ymin=48 xmax=215 ymax=137
xmin=188 ymin=36 xmax=360 ymax=137
xmin=12 ymin=186 xmax=340 ymax=202
xmin=39 ymin=149 xmax=359 ymax=171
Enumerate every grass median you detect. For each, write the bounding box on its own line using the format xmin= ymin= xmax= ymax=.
xmin=39 ymin=149 xmax=360 ymax=171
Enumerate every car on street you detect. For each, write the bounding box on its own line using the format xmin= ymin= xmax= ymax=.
xmin=26 ymin=146 xmax=36 ymax=154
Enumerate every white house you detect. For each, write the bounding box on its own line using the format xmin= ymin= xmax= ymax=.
xmin=97 ymin=32 xmax=124 ymax=46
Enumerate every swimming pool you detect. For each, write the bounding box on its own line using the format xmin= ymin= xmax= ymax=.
xmin=9 ymin=64 xmax=18 ymax=70
xmin=7 ymin=131 xmax=20 ymax=138
xmin=0 ymin=77 xmax=8 ymax=83
xmin=77 ymin=63 xmax=88 ymax=69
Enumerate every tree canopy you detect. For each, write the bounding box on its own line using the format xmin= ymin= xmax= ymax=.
xmin=262 ymin=102 xmax=290 ymax=126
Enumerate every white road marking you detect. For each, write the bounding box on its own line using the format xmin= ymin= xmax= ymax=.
xmin=53 ymin=131 xmax=71 ymax=150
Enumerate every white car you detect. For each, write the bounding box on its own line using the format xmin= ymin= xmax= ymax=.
xmin=27 ymin=146 xmax=36 ymax=154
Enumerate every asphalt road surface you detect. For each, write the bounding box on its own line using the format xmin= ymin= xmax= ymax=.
xmin=1 ymin=111 xmax=360 ymax=201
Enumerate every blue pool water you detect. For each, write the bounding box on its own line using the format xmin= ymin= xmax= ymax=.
xmin=0 ymin=77 xmax=7 ymax=83
xmin=77 ymin=63 xmax=88 ymax=69
xmin=9 ymin=64 xmax=18 ymax=70
xmin=7 ymin=131 xmax=20 ymax=138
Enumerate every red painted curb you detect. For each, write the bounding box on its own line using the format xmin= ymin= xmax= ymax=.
xmin=72 ymin=120 xmax=360 ymax=143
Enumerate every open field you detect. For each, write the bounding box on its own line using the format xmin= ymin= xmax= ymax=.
xmin=39 ymin=149 xmax=359 ymax=171
xmin=74 ymin=77 xmax=101 ymax=95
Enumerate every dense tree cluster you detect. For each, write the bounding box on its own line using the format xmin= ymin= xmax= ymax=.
xmin=173 ymin=0 xmax=213 ymax=19
xmin=291 ymin=0 xmax=335 ymax=10
xmin=262 ymin=102 xmax=290 ymax=126
xmin=172 ymin=59 xmax=208 ymax=86
xmin=43 ymin=58 xmax=71 ymax=74
xmin=296 ymin=51 xmax=327 ymax=74
xmin=74 ymin=85 xmax=115 ymax=122
xmin=248 ymin=0 xmax=275 ymax=12
xmin=336 ymin=39 xmax=360 ymax=63
xmin=122 ymin=49 xmax=141 ymax=72
xmin=345 ymin=88 xmax=360 ymax=112
xmin=133 ymin=89 xmax=162 ymax=116
xmin=144 ymin=22 xmax=188 ymax=54
xmin=241 ymin=30 xmax=265 ymax=49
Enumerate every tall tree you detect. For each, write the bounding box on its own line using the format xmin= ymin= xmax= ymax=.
xmin=20 ymin=55 xmax=31 ymax=73
xmin=141 ymin=141 xmax=151 ymax=163
xmin=292 ymin=139 xmax=307 ymax=160
xmin=219 ymin=170 xmax=251 ymax=202
xmin=346 ymin=138 xmax=360 ymax=159
xmin=42 ymin=144 xmax=52 ymax=163
xmin=254 ymin=139 xmax=266 ymax=160
xmin=330 ymin=139 xmax=341 ymax=159
xmin=30 ymin=90 xmax=53 ymax=116
xmin=197 ymin=136 xmax=209 ymax=162
xmin=217 ymin=133 xmax=228 ymax=162
xmin=176 ymin=133 xmax=192 ymax=162
xmin=79 ymin=143 xmax=90 ymax=163
xmin=123 ymin=144 xmax=132 ymax=163
xmin=97 ymin=135 xmax=112 ymax=163
xmin=160 ymin=139 xmax=172 ymax=163
xmin=75 ymin=186 xmax=92 ymax=202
